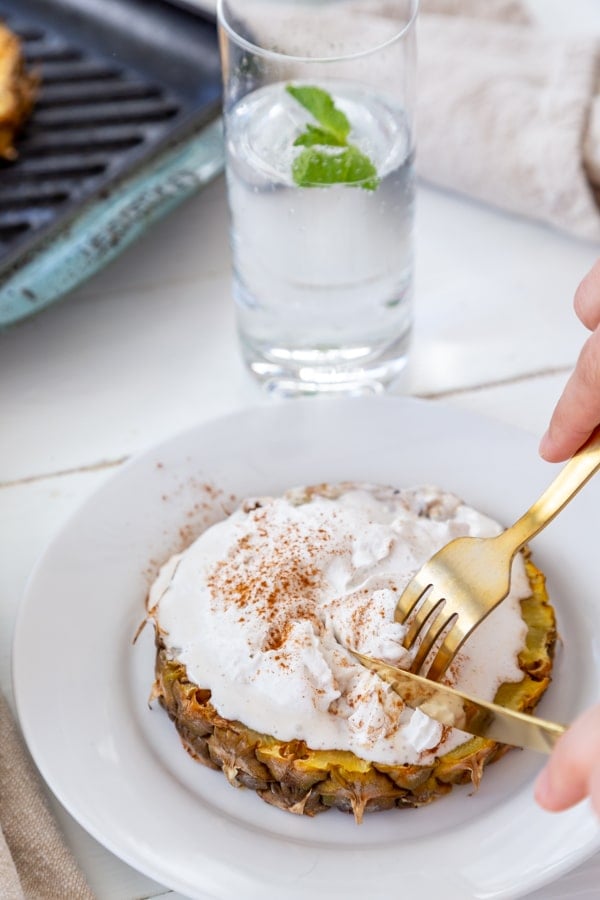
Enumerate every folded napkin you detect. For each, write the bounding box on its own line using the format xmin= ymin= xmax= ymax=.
xmin=418 ymin=0 xmax=600 ymax=240
xmin=0 ymin=691 xmax=94 ymax=900
xmin=230 ymin=0 xmax=600 ymax=240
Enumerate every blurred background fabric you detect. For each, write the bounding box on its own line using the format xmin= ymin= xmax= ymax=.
xmin=420 ymin=0 xmax=530 ymax=23
xmin=0 ymin=691 xmax=94 ymax=899
xmin=418 ymin=0 xmax=600 ymax=240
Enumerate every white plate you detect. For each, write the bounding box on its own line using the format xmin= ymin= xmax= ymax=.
xmin=12 ymin=396 xmax=600 ymax=900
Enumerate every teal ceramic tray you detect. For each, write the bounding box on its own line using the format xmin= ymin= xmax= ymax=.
xmin=0 ymin=0 xmax=224 ymax=327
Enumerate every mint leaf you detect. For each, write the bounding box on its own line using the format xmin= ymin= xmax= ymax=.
xmin=286 ymin=84 xmax=350 ymax=145
xmin=292 ymin=146 xmax=380 ymax=191
xmin=286 ymin=83 xmax=380 ymax=191
xmin=293 ymin=124 xmax=346 ymax=148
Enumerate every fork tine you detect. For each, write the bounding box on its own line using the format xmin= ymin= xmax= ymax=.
xmin=394 ymin=580 xmax=433 ymax=624
xmin=402 ymin=590 xmax=445 ymax=648
xmin=408 ymin=610 xmax=457 ymax=674
xmin=421 ymin=620 xmax=473 ymax=682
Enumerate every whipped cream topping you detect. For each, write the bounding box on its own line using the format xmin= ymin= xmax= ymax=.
xmin=150 ymin=484 xmax=530 ymax=766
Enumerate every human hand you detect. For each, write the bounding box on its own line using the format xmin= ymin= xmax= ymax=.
xmin=539 ymin=259 xmax=600 ymax=462
xmin=536 ymin=261 xmax=600 ymax=818
xmin=535 ymin=703 xmax=600 ymax=816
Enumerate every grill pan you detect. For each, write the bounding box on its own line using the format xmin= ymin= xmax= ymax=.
xmin=0 ymin=0 xmax=224 ymax=327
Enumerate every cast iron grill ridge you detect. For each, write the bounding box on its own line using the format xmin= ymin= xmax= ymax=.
xmin=0 ymin=0 xmax=221 ymax=277
xmin=0 ymin=16 xmax=179 ymax=262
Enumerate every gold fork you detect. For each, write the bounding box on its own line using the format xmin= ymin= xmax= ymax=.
xmin=396 ymin=428 xmax=600 ymax=682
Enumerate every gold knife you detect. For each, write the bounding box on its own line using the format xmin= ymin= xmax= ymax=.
xmin=352 ymin=651 xmax=566 ymax=754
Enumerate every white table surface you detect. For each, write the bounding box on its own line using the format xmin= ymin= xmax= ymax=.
xmin=2 ymin=2 xmax=600 ymax=898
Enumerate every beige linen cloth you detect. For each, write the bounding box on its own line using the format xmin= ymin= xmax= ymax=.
xmin=0 ymin=691 xmax=94 ymax=899
xmin=418 ymin=0 xmax=600 ymax=240
xmin=238 ymin=0 xmax=600 ymax=240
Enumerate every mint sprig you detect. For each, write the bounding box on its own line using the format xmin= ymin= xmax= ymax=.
xmin=286 ymin=84 xmax=380 ymax=191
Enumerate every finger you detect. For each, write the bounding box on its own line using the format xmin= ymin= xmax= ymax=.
xmin=539 ymin=327 xmax=600 ymax=462
xmin=574 ymin=259 xmax=600 ymax=331
xmin=534 ymin=704 xmax=600 ymax=813
xmin=590 ymin=759 xmax=600 ymax=819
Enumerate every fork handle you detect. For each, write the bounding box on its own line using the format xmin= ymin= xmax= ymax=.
xmin=499 ymin=426 xmax=600 ymax=555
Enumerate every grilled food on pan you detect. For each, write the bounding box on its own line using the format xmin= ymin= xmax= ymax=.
xmin=0 ymin=22 xmax=37 ymax=160
xmin=148 ymin=483 xmax=557 ymax=822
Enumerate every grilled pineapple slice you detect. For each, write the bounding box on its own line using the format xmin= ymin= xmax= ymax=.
xmin=0 ymin=23 xmax=37 ymax=160
xmin=151 ymin=557 xmax=556 ymax=822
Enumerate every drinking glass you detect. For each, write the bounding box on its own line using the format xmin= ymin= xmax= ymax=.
xmin=217 ymin=0 xmax=418 ymax=394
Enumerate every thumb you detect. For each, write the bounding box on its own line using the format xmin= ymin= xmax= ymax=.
xmin=534 ymin=704 xmax=600 ymax=815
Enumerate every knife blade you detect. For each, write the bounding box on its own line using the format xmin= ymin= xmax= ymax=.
xmin=352 ymin=651 xmax=565 ymax=754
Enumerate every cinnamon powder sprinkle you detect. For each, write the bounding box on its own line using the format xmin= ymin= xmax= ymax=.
xmin=206 ymin=513 xmax=329 ymax=654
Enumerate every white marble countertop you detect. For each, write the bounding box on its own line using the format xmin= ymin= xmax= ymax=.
xmin=2 ymin=2 xmax=600 ymax=898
